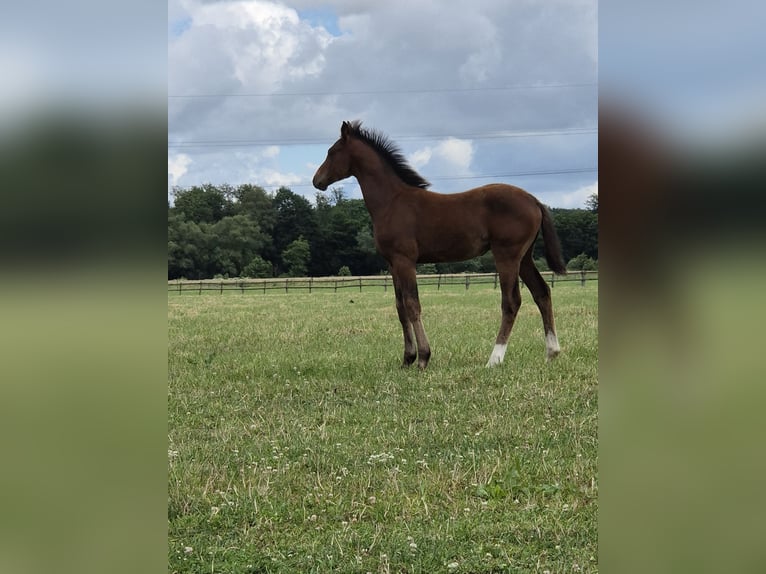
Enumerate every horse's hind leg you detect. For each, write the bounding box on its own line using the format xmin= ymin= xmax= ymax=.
xmin=486 ymin=251 xmax=522 ymax=367
xmin=519 ymin=248 xmax=560 ymax=360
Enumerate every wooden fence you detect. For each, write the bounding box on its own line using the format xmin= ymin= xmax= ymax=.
xmin=168 ymin=271 xmax=598 ymax=295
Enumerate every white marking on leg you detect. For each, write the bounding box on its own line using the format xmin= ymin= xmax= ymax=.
xmin=486 ymin=343 xmax=507 ymax=367
xmin=545 ymin=331 xmax=560 ymax=361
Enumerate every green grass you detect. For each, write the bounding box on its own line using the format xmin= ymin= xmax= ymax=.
xmin=168 ymin=283 xmax=598 ymax=573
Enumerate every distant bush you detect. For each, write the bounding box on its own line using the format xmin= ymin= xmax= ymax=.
xmin=533 ymin=257 xmax=550 ymax=272
xmin=338 ymin=265 xmax=351 ymax=276
xmin=243 ymin=256 xmax=273 ymax=278
xmin=566 ymin=253 xmax=598 ymax=271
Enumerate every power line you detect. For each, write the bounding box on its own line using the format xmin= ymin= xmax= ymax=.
xmin=168 ymin=127 xmax=598 ymax=149
xmin=168 ymin=82 xmax=597 ymax=99
xmin=283 ymin=167 xmax=597 ymax=189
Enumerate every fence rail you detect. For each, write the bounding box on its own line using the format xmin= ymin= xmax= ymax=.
xmin=168 ymin=271 xmax=598 ymax=295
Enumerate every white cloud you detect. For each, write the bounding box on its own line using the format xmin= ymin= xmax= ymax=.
xmin=409 ymin=148 xmax=432 ymax=169
xmin=409 ymin=138 xmax=474 ymax=174
xmin=168 ymin=154 xmax=192 ymax=186
xmin=435 ymin=138 xmax=474 ymax=173
xmin=560 ymin=180 xmax=597 ymax=208
xmin=169 ymin=0 xmax=333 ymax=95
xmin=262 ymin=145 xmax=280 ymax=158
xmin=251 ymin=168 xmax=303 ymax=188
xmin=168 ymin=0 xmax=597 ymax=199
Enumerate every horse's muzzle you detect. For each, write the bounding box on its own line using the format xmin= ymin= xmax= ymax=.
xmin=312 ymin=174 xmax=328 ymax=191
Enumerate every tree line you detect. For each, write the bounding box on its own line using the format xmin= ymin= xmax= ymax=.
xmin=168 ymin=183 xmax=597 ymax=280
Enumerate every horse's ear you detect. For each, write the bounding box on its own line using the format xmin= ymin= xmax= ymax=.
xmin=341 ymin=121 xmax=350 ymax=140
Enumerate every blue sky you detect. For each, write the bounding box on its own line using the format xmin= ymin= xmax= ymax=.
xmin=168 ymin=0 xmax=598 ymax=208
xmin=296 ymin=7 xmax=342 ymax=36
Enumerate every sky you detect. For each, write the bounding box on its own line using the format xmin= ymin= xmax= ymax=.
xmin=168 ymin=0 xmax=598 ymax=208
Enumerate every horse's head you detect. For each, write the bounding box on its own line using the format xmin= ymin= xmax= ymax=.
xmin=312 ymin=121 xmax=354 ymax=191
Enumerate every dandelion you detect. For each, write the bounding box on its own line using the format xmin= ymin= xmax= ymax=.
xmin=368 ymin=496 xmax=377 ymax=504
xmin=409 ymin=542 xmax=417 ymax=552
xmin=447 ymin=561 xmax=459 ymax=571
xmin=183 ymin=546 xmax=193 ymax=554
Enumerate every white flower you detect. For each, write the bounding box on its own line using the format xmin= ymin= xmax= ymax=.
xmin=447 ymin=561 xmax=459 ymax=570
xmin=183 ymin=546 xmax=193 ymax=554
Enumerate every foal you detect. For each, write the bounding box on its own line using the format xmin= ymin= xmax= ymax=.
xmin=313 ymin=121 xmax=567 ymax=369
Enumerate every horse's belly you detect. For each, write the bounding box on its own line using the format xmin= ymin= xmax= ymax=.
xmin=416 ymin=231 xmax=489 ymax=263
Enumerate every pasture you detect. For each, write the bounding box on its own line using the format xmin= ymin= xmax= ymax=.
xmin=168 ymin=282 xmax=597 ymax=573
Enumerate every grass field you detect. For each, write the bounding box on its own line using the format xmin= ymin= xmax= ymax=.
xmin=168 ymin=282 xmax=598 ymax=573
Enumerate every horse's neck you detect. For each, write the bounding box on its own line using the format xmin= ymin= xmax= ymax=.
xmin=353 ymin=160 xmax=403 ymax=220
xmin=356 ymin=173 xmax=401 ymax=220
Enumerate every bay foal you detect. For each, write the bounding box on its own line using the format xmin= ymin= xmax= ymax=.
xmin=313 ymin=121 xmax=567 ymax=369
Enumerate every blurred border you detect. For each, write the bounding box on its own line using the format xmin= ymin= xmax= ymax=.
xmin=600 ymin=2 xmax=766 ymax=572
xmin=0 ymin=2 xmax=167 ymax=574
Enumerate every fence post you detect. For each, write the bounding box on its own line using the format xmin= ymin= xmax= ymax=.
xmin=334 ymin=280 xmax=338 ymax=293
xmin=359 ymin=277 xmax=362 ymax=292
xmin=285 ymin=279 xmax=289 ymax=294
xmin=309 ymin=277 xmax=313 ymax=294
xmin=465 ymin=275 xmax=470 ymax=290
xmin=494 ymin=273 xmax=498 ymax=289
xmin=384 ymin=276 xmax=387 ymax=292
xmin=263 ymin=281 xmax=266 ymax=294
xmin=551 ymin=272 xmax=555 ymax=288
xmin=178 ymin=281 xmax=181 ymax=294
xmin=437 ymin=274 xmax=442 ymax=290
xmin=580 ymin=270 xmax=586 ymax=286
xmin=220 ymin=281 xmax=223 ymax=294
xmin=198 ymin=281 xmax=202 ymax=295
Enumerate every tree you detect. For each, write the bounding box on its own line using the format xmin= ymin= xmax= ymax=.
xmin=585 ymin=193 xmax=598 ymax=214
xmin=535 ymin=208 xmax=598 ymax=262
xmin=168 ymin=211 xmax=211 ymax=279
xmin=243 ymin=255 xmax=273 ymax=278
xmin=209 ymin=215 xmax=266 ymax=277
xmin=566 ymin=252 xmax=598 ymax=271
xmin=282 ymin=236 xmax=311 ymax=276
xmin=330 ymin=186 xmax=346 ymax=205
xmin=234 ymin=184 xmax=276 ymax=235
xmin=172 ymin=183 xmax=231 ymax=223
xmin=272 ymin=187 xmax=317 ymax=270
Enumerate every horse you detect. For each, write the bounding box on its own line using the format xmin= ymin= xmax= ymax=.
xmin=312 ymin=120 xmax=567 ymax=369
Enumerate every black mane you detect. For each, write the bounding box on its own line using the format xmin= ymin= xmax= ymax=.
xmin=347 ymin=121 xmax=431 ymax=189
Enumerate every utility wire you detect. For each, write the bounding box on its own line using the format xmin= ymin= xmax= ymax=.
xmin=168 ymin=82 xmax=597 ymax=99
xmin=283 ymin=167 xmax=598 ymax=189
xmin=168 ymin=127 xmax=598 ymax=149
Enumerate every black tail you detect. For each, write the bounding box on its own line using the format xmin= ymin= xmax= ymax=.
xmin=537 ymin=201 xmax=567 ymax=275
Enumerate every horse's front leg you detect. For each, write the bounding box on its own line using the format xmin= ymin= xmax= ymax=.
xmin=393 ymin=282 xmax=417 ymax=367
xmin=392 ymin=260 xmax=431 ymax=369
